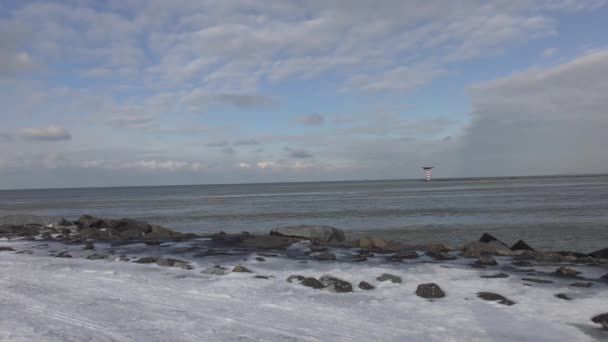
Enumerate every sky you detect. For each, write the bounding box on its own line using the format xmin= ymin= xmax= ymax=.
xmin=1 ymin=0 xmax=608 ymax=189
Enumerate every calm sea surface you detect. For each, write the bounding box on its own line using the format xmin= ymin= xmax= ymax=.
xmin=1 ymin=175 xmax=607 ymax=252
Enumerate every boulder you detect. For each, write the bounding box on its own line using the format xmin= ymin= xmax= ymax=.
xmin=591 ymin=313 xmax=608 ymax=331
xmin=319 ymin=275 xmax=353 ymax=293
xmin=358 ymin=281 xmax=375 ymax=290
xmin=480 ymin=273 xmax=509 ymax=279
xmin=86 ymin=253 xmax=108 ymax=260
xmin=255 ymin=257 xmax=265 ymax=262
xmin=461 ymin=241 xmax=509 ymax=258
xmin=173 ymin=261 xmax=193 ymax=270
xmin=201 ymin=266 xmax=228 ymax=275
xmin=0 ymin=246 xmax=16 ymax=252
xmin=522 ymin=278 xmax=554 ymax=284
xmin=56 ymin=251 xmax=72 ymax=258
xmin=415 ymin=283 xmax=445 ymax=299
xmin=157 ymin=258 xmax=188 ymax=267
xmin=74 ymin=215 xmax=181 ymax=241
xmin=476 ymin=292 xmax=515 ymax=305
xmin=478 ymin=233 xmax=510 ymax=249
xmin=570 ymin=282 xmax=593 ymax=288
xmin=270 ymin=225 xmax=345 ymax=243
xmin=287 ymin=275 xmax=305 ymax=283
xmin=387 ymin=251 xmax=419 ymax=261
xmin=589 ymin=247 xmax=608 ymax=259
xmin=534 ymin=252 xmax=567 ymax=263
xmin=426 ymin=251 xmax=457 ymax=261
xmin=0 ymin=214 xmax=72 ymax=227
xmin=376 ymin=273 xmax=402 ymax=283
xmin=301 ymin=277 xmax=326 ymax=289
xmin=601 ymin=273 xmax=608 ymax=281
xmin=134 ymin=256 xmax=158 ymax=264
xmin=512 ymin=260 xmax=533 ymax=267
xmin=232 ymin=265 xmax=252 ymax=273
xmin=510 ymin=240 xmax=535 ymax=251
xmin=356 ymin=237 xmax=374 ymax=249
xmin=315 ymin=252 xmax=336 ymax=261
xmin=554 ymin=293 xmax=571 ymax=301
xmin=238 ymin=235 xmax=299 ymax=249
xmin=0 ymin=224 xmax=44 ymax=237
xmin=554 ymin=267 xmax=581 ymax=278
xmin=475 ymin=255 xmax=498 ymax=266
xmin=83 ymin=242 xmax=95 ymax=250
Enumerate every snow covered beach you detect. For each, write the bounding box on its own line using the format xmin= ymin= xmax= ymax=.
xmin=1 ymin=215 xmax=607 ymax=341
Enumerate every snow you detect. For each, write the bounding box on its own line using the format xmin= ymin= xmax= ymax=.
xmin=1 ymin=240 xmax=607 ymax=342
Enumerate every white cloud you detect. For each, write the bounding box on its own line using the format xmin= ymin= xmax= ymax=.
xmin=542 ymin=47 xmax=559 ymax=58
xmin=19 ymin=125 xmax=72 ymax=141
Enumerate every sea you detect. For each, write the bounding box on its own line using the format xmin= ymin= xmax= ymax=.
xmin=1 ymin=175 xmax=607 ymax=252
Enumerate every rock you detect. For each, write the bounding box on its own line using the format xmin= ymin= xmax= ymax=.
xmin=232 ymin=265 xmax=252 ymax=273
xmin=554 ymin=293 xmax=571 ymax=300
xmin=56 ymin=251 xmax=72 ymax=258
xmin=591 ymin=313 xmax=608 ymax=331
xmin=0 ymin=246 xmax=16 ymax=252
xmin=387 ymin=251 xmax=419 ymax=261
xmin=255 ymin=257 xmax=265 ymax=262
xmin=0 ymin=224 xmax=44 ymax=237
xmin=134 ymin=256 xmax=158 ymax=264
xmin=588 ymin=248 xmax=608 ymax=259
xmin=173 ymin=261 xmax=193 ymax=270
xmin=521 ymin=278 xmax=554 ymax=284
xmin=356 ymin=237 xmax=374 ymax=249
xmin=351 ymin=256 xmax=368 ymax=262
xmin=426 ymin=251 xmax=457 ymax=261
xmin=476 ymin=292 xmax=515 ymax=305
xmin=512 ymin=260 xmax=533 ymax=267
xmin=83 ymin=242 xmax=95 ymax=250
xmin=358 ymin=281 xmax=375 ymax=290
xmin=310 ymin=245 xmax=328 ymax=252
xmin=315 ymin=252 xmax=336 ymax=261
xmin=601 ymin=273 xmax=608 ymax=281
xmin=510 ymin=240 xmax=535 ymax=251
xmin=238 ymin=235 xmax=299 ymax=249
xmin=415 ymin=283 xmax=445 ymax=299
xmin=554 ymin=267 xmax=581 ymax=278
xmin=319 ymin=275 xmax=353 ymax=293
xmin=201 ymin=266 xmax=228 ymax=275
xmin=287 ymin=275 xmax=305 ymax=283
xmin=270 ymin=225 xmax=345 ymax=243
xmin=376 ymin=273 xmax=402 ymax=283
xmin=300 ymin=277 xmax=326 ymax=289
xmin=475 ymin=255 xmax=498 ymax=266
xmin=534 ymin=252 xmax=567 ymax=263
xmin=570 ymin=282 xmax=593 ymax=288
xmin=462 ymin=241 xmax=507 ymax=258
xmin=86 ymin=253 xmax=108 ymax=260
xmin=480 ymin=273 xmax=509 ymax=279
xmin=143 ymin=240 xmax=161 ymax=245
xmin=115 ymin=256 xmax=130 ymax=262
xmin=479 ymin=233 xmax=510 ymax=248
xmin=257 ymin=252 xmax=279 ymax=257
xmin=253 ymin=275 xmax=270 ymax=279
xmin=0 ymin=214 xmax=72 ymax=227
xmin=495 ymin=249 xmax=516 ymax=256
xmin=16 ymin=250 xmax=33 ymax=254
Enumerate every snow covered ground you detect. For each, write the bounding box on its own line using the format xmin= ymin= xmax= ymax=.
xmin=1 ymin=240 xmax=607 ymax=342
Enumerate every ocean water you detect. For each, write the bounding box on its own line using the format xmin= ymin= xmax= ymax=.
xmin=1 ymin=175 xmax=607 ymax=252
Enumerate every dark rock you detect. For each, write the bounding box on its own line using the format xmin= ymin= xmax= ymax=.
xmin=86 ymin=253 xmax=107 ymax=260
xmin=201 ymin=266 xmax=228 ymax=275
xmin=479 ymin=233 xmax=510 ymax=249
xmin=570 ymin=282 xmax=593 ymax=288
xmin=172 ymin=261 xmax=193 ymax=270
xmin=387 ymin=251 xmax=419 ymax=261
xmin=0 ymin=246 xmax=16 ymax=252
xmin=83 ymin=242 xmax=95 ymax=250
xmin=270 ymin=225 xmax=345 ymax=243
xmin=512 ymin=260 xmax=533 ymax=267
xmin=469 ymin=264 xmax=486 ymax=269
xmin=521 ymin=278 xmax=554 ymax=284
xmin=462 ymin=241 xmax=507 ymax=258
xmin=554 ymin=267 xmax=581 ymax=278
xmin=116 ymin=256 xmax=130 ymax=262
xmin=287 ymin=275 xmax=305 ymax=283
xmin=238 ymin=235 xmax=299 ymax=249
xmin=475 ymin=255 xmax=498 ymax=266
xmin=56 ymin=251 xmax=72 ymax=258
xmin=358 ymin=281 xmax=375 ymax=290
xmin=315 ymin=252 xmax=336 ymax=261
xmin=415 ymin=283 xmax=445 ymax=299
xmin=254 ymin=275 xmax=270 ymax=279
xmin=134 ymin=256 xmax=158 ymax=264
xmin=510 ymin=240 xmax=535 ymax=251
xmin=376 ymin=273 xmax=402 ymax=283
xmin=591 ymin=313 xmax=608 ymax=330
xmin=601 ymin=273 xmax=608 ymax=281
xmin=257 ymin=252 xmax=279 ymax=257
xmin=556 ymin=251 xmax=588 ymax=258
xmin=301 ymin=277 xmax=326 ymax=289
xmin=480 ymin=273 xmax=509 ymax=279
xmin=255 ymin=257 xmax=266 ymax=262
xmin=41 ymin=232 xmax=52 ymax=240
xmin=554 ymin=293 xmax=571 ymax=300
xmin=310 ymin=245 xmax=328 ymax=252
xmin=476 ymin=292 xmax=515 ymax=305
xmin=156 ymin=258 xmax=188 ymax=267
xmin=319 ymin=275 xmax=353 ymax=293
xmin=232 ymin=265 xmax=252 ymax=273
xmin=426 ymin=251 xmax=457 ymax=261
xmin=0 ymin=224 xmax=42 ymax=237
xmin=589 ymin=248 xmax=608 ymax=259
xmin=351 ymin=256 xmax=368 ymax=262
xmin=143 ymin=240 xmax=161 ymax=245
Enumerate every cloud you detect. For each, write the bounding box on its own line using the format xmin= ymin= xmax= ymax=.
xmin=221 ymin=147 xmax=235 ymax=155
xmin=104 ymin=114 xmax=156 ymax=128
xmin=182 ymin=90 xmax=276 ymax=110
xmin=234 ymin=139 xmax=261 ymax=146
xmin=80 ymin=159 xmax=207 ymax=172
xmin=19 ymin=125 xmax=72 ymax=141
xmin=458 ymin=50 xmax=608 ymax=176
xmin=285 ymin=147 xmax=314 ymax=159
xmin=542 ymin=47 xmax=559 ymax=58
xmin=295 ymin=114 xmax=324 ymax=125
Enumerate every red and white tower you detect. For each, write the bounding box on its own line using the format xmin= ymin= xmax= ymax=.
xmin=422 ymin=167 xmax=434 ymax=181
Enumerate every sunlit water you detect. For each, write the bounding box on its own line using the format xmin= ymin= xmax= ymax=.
xmin=1 ymin=175 xmax=607 ymax=252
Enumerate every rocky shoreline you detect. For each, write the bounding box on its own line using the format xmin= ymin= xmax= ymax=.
xmin=1 ymin=213 xmax=607 ymax=334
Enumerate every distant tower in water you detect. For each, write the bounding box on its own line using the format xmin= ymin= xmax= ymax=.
xmin=422 ymin=167 xmax=434 ymax=181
